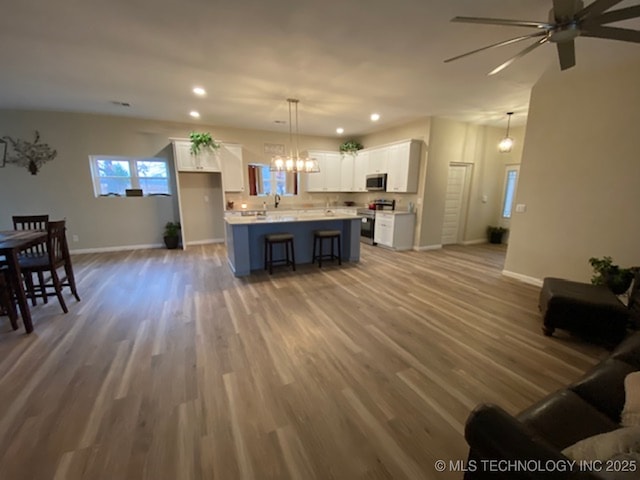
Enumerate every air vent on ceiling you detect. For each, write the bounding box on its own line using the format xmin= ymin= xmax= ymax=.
xmin=110 ymin=101 xmax=131 ymax=107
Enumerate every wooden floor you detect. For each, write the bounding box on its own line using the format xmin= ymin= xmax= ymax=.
xmin=0 ymin=243 xmax=606 ymax=480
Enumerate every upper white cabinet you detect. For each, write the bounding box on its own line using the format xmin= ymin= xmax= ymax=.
xmin=386 ymin=140 xmax=421 ymax=193
xmin=352 ymin=151 xmax=368 ymax=192
xmin=220 ymin=144 xmax=245 ymax=192
xmin=306 ymin=151 xmax=342 ymax=192
xmin=340 ymin=154 xmax=355 ymax=191
xmin=367 ymin=147 xmax=388 ymax=174
xmin=304 ymin=139 xmax=420 ymax=193
xmin=173 ymin=140 xmax=221 ymax=172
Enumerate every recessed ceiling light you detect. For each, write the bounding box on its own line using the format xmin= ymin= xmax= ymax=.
xmin=370 ymin=113 xmax=380 ymax=122
xmin=190 ymin=111 xmax=200 ymax=118
xmin=193 ymin=87 xmax=206 ymax=96
xmin=336 ymin=127 xmax=344 ymax=134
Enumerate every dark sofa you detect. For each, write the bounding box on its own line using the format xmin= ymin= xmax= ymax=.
xmin=464 ymin=331 xmax=640 ymax=479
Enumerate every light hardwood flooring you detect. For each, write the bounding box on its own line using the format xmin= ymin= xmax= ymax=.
xmin=0 ymin=243 xmax=607 ymax=480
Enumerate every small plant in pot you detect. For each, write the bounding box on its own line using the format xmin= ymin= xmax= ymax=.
xmin=589 ymin=256 xmax=634 ymax=295
xmin=189 ymin=131 xmax=220 ymax=155
xmin=339 ymin=140 xmax=363 ymax=156
xmin=487 ymin=226 xmax=508 ymax=244
xmin=164 ymin=221 xmax=181 ymax=249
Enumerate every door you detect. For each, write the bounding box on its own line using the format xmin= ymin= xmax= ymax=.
xmin=441 ymin=164 xmax=471 ymax=245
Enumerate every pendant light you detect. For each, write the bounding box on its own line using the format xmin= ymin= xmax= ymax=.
xmin=498 ymin=112 xmax=514 ymax=153
xmin=270 ymin=98 xmax=320 ymax=173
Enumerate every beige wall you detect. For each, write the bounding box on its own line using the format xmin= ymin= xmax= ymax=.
xmin=504 ymin=60 xmax=640 ymax=283
xmin=0 ymin=110 xmax=340 ymax=250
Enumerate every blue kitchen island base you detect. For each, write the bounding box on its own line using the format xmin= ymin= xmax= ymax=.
xmin=225 ymin=215 xmax=362 ymax=277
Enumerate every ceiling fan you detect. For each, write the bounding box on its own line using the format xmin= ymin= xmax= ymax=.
xmin=444 ymin=0 xmax=640 ymax=75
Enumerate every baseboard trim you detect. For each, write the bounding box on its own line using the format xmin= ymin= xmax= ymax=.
xmin=70 ymin=243 xmax=164 ymax=254
xmin=186 ymin=238 xmax=225 ymax=246
xmin=502 ymin=270 xmax=543 ymax=287
xmin=462 ymin=239 xmax=487 ymax=245
xmin=414 ymin=244 xmax=442 ymax=251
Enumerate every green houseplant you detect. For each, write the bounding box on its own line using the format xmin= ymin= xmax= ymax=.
xmin=588 ymin=256 xmax=634 ymax=295
xmin=339 ymin=140 xmax=363 ymax=156
xmin=163 ymin=221 xmax=181 ymax=249
xmin=487 ymin=226 xmax=508 ymax=244
xmin=189 ymin=132 xmax=220 ymax=155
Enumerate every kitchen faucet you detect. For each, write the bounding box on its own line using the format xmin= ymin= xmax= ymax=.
xmin=274 ymin=193 xmax=281 ymax=208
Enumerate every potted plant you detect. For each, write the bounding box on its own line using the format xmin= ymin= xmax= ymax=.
xmin=339 ymin=140 xmax=363 ymax=156
xmin=163 ymin=221 xmax=181 ymax=249
xmin=588 ymin=256 xmax=634 ymax=295
xmin=189 ymin=131 xmax=220 ymax=155
xmin=487 ymin=226 xmax=508 ymax=244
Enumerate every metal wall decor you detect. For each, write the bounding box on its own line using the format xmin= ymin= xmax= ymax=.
xmin=2 ymin=130 xmax=57 ymax=175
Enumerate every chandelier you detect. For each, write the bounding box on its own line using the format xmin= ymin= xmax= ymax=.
xmin=498 ymin=112 xmax=514 ymax=153
xmin=270 ymin=98 xmax=320 ymax=173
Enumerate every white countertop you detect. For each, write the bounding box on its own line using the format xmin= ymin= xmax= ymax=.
xmin=375 ymin=210 xmax=416 ymax=215
xmin=225 ymin=211 xmax=361 ymax=225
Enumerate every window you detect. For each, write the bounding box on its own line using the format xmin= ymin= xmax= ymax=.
xmin=247 ymin=164 xmax=298 ymax=196
xmin=501 ymin=165 xmax=520 ymax=218
xmin=89 ymin=156 xmax=171 ymax=196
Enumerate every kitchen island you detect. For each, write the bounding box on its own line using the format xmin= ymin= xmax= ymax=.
xmin=225 ymin=211 xmax=362 ymax=276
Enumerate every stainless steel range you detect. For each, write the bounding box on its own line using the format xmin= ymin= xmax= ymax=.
xmin=357 ymin=208 xmax=376 ymax=245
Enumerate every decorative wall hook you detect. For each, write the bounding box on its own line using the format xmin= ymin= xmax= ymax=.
xmin=2 ymin=130 xmax=57 ymax=175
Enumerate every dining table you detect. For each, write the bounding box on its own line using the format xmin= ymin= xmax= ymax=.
xmin=0 ymin=230 xmax=48 ymax=333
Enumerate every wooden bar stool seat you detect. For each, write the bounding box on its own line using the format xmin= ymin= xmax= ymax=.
xmin=312 ymin=230 xmax=342 ymax=268
xmin=264 ymin=233 xmax=296 ymax=274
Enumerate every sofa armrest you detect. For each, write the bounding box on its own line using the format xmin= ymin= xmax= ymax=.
xmin=465 ymin=404 xmax=601 ymax=479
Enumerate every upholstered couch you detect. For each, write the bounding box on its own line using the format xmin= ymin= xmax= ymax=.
xmin=463 ymin=332 xmax=640 ymax=479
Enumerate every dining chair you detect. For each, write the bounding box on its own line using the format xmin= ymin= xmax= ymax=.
xmin=18 ymin=219 xmax=80 ymax=314
xmin=0 ymin=268 xmax=18 ymax=330
xmin=13 ymin=215 xmax=49 ymax=305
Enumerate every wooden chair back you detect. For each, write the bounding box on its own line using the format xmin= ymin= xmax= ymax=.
xmin=46 ymin=220 xmax=67 ymax=268
xmin=13 ymin=215 xmax=49 ymax=257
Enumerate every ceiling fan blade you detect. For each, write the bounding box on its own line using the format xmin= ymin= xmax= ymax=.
xmin=553 ymin=0 xmax=582 ymax=21
xmin=444 ymin=31 xmax=547 ymax=63
xmin=488 ymin=37 xmax=549 ymax=75
xmin=451 ymin=16 xmax=552 ymax=29
xmin=576 ymin=0 xmax=624 ymax=20
xmin=581 ymin=25 xmax=640 ymax=43
xmin=583 ymin=5 xmax=640 ymax=25
xmin=556 ymin=40 xmax=576 ymax=70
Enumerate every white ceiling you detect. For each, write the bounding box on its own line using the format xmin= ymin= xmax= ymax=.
xmin=1 ymin=0 xmax=639 ymax=136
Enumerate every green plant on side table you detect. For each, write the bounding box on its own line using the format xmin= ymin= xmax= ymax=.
xmin=339 ymin=140 xmax=363 ymax=156
xmin=487 ymin=226 xmax=508 ymax=244
xmin=164 ymin=221 xmax=181 ymax=249
xmin=189 ymin=131 xmax=220 ymax=155
xmin=589 ymin=256 xmax=634 ymax=295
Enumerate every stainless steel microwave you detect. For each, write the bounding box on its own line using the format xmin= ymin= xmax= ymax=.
xmin=366 ymin=173 xmax=387 ymax=191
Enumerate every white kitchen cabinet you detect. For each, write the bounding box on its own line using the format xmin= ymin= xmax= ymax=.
xmin=306 ymin=151 xmax=342 ymax=192
xmin=352 ymin=151 xmax=368 ymax=192
xmin=386 ymin=140 xmax=421 ymax=193
xmin=340 ymin=154 xmax=355 ymax=191
xmin=367 ymin=147 xmax=388 ymax=174
xmin=173 ymin=140 xmax=221 ymax=172
xmin=220 ymin=144 xmax=244 ymax=192
xmin=374 ymin=212 xmax=415 ymax=250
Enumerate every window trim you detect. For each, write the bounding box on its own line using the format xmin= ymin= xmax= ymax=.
xmin=89 ymin=155 xmax=172 ymax=197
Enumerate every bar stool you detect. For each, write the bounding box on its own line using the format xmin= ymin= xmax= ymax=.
xmin=264 ymin=233 xmax=296 ymax=274
xmin=312 ymin=230 xmax=342 ymax=268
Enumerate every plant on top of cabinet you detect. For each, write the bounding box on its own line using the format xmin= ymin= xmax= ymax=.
xmin=189 ymin=132 xmax=220 ymax=155
xmin=339 ymin=140 xmax=363 ymax=156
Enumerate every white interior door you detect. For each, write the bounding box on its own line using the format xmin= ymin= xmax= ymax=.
xmin=441 ymin=164 xmax=471 ymax=245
